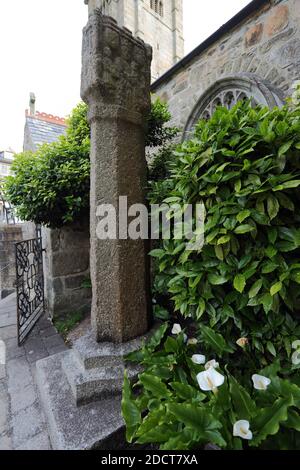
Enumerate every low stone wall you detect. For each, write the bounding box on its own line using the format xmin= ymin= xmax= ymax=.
xmin=42 ymin=221 xmax=91 ymax=319
xmin=0 ymin=224 xmax=23 ymax=298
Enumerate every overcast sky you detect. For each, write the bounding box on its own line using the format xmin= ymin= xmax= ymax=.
xmin=0 ymin=0 xmax=250 ymax=153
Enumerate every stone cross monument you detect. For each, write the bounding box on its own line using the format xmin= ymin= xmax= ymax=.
xmin=81 ymin=11 xmax=152 ymax=344
xmin=36 ymin=12 xmax=154 ymax=449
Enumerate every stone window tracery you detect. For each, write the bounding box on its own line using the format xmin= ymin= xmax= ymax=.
xmin=202 ymin=89 xmax=257 ymax=119
xmin=183 ymin=74 xmax=284 ymax=140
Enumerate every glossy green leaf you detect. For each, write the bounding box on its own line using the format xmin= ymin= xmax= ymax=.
xmin=234 ymin=274 xmax=246 ymax=293
xmin=270 ymin=281 xmax=282 ymax=296
xmin=237 ymin=210 xmax=251 ymax=223
xmin=229 ymin=374 xmax=256 ymax=420
xmin=266 ymin=341 xmax=277 ymax=357
xmin=267 ymin=195 xmax=280 ymax=221
xmin=146 ymin=323 xmax=168 ymax=352
xmin=273 ymin=180 xmax=300 ymax=191
xmin=139 ymin=373 xmax=171 ymax=398
xmin=249 ymin=279 xmax=263 ymax=298
xmin=122 ymin=372 xmax=141 ymax=442
xmin=201 ymin=325 xmax=234 ymax=354
xmin=250 ymin=397 xmax=292 ymax=446
xmin=170 ymin=382 xmax=206 ymax=401
xmin=234 ymin=224 xmax=255 ymax=235
xmin=208 ymin=274 xmax=228 ymax=285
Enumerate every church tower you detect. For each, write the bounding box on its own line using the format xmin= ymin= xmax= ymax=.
xmin=84 ymin=0 xmax=184 ymax=80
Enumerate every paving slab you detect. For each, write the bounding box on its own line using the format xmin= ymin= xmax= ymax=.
xmin=7 ymin=356 xmax=33 ymax=391
xmin=0 ymin=431 xmax=12 ymax=450
xmin=10 ymin=384 xmax=38 ymax=415
xmin=15 ymin=431 xmax=50 ymax=450
xmin=0 ymin=325 xmax=16 ymax=341
xmin=12 ymin=401 xmax=46 ymax=448
xmin=0 ymin=293 xmax=67 ymax=450
xmin=24 ymin=337 xmax=49 ymax=363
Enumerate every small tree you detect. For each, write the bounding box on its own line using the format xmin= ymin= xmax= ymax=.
xmin=5 ymin=98 xmax=176 ymax=228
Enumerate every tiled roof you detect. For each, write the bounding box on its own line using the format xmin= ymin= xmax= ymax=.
xmin=25 ymin=111 xmax=67 ymax=151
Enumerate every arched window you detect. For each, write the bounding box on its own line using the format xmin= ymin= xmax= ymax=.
xmin=183 ymin=73 xmax=284 ymax=140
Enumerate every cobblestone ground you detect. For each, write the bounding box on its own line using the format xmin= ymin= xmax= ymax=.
xmin=0 ymin=293 xmax=67 ymax=450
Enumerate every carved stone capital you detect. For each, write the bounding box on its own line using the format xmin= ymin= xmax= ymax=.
xmin=81 ymin=11 xmax=152 ymax=123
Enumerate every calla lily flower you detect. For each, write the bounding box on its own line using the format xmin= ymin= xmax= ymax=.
xmin=187 ymin=338 xmax=198 ymax=345
xmin=233 ymin=420 xmax=253 ymax=440
xmin=171 ymin=323 xmax=182 ymax=335
xmin=205 ymin=359 xmax=219 ymax=370
xmin=236 ymin=337 xmax=248 ymax=348
xmin=192 ymin=354 xmax=206 ymax=364
xmin=292 ymin=349 xmax=300 ymax=365
xmin=197 ymin=367 xmax=224 ymax=392
xmin=252 ymin=374 xmax=271 ymax=390
xmin=292 ymin=340 xmax=300 ymax=350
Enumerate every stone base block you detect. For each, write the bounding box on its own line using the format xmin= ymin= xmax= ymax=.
xmin=73 ymin=328 xmax=150 ymax=369
xmin=61 ymin=327 xmax=151 ymax=404
xmin=36 ymin=352 xmax=126 ymax=450
xmin=36 ymin=327 xmax=154 ymax=449
xmin=62 ymin=349 xmax=142 ymax=404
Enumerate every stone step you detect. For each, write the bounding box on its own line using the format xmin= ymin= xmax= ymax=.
xmin=62 ymin=349 xmax=142 ymax=405
xmin=36 ymin=352 xmax=126 ymax=450
xmin=72 ymin=329 xmax=150 ymax=370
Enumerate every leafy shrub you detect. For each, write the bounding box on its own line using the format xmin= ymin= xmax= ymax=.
xmin=146 ymin=98 xmax=178 ymax=148
xmin=149 ymin=99 xmax=300 ymax=359
xmin=5 ymin=99 xmax=176 ymax=228
xmin=123 ymin=90 xmax=300 ymax=449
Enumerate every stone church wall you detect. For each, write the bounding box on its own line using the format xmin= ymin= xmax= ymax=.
xmin=151 ymin=0 xmax=300 ymax=134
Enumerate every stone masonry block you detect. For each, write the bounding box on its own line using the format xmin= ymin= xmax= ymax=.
xmin=245 ymin=23 xmax=263 ymax=47
xmin=265 ymin=5 xmax=289 ymax=37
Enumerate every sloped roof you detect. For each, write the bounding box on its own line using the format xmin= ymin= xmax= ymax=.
xmin=24 ymin=111 xmax=67 ymax=151
xmin=151 ymin=0 xmax=268 ymax=91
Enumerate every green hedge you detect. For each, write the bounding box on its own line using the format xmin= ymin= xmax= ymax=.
xmin=149 ymin=98 xmax=300 ymax=359
xmin=122 ymin=89 xmax=300 ymax=450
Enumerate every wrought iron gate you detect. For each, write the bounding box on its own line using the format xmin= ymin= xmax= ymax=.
xmin=15 ymin=230 xmax=45 ymax=345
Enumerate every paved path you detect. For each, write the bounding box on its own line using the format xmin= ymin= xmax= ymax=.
xmin=0 ymin=293 xmax=67 ymax=450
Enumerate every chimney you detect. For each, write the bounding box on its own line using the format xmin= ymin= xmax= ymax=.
xmin=29 ymin=92 xmax=36 ymax=116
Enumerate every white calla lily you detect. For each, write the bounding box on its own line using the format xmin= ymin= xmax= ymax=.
xmin=171 ymin=323 xmax=182 ymax=335
xmin=252 ymin=374 xmax=271 ymax=390
xmin=292 ymin=350 xmax=300 ymax=365
xmin=192 ymin=354 xmax=206 ymax=365
xmin=205 ymin=359 xmax=219 ymax=370
xmin=187 ymin=338 xmax=198 ymax=346
xmin=197 ymin=367 xmax=224 ymax=392
xmin=233 ymin=420 xmax=253 ymax=440
xmin=292 ymin=340 xmax=300 ymax=350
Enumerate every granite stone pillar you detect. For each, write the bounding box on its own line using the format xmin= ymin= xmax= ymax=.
xmin=81 ymin=12 xmax=152 ymax=343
